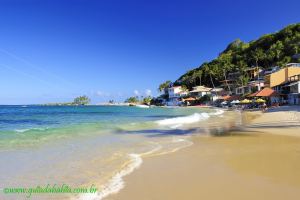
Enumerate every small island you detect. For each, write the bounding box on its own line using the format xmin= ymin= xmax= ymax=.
xmin=42 ymin=95 xmax=91 ymax=106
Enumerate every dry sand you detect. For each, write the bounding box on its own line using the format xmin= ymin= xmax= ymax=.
xmin=108 ymin=106 xmax=300 ymax=200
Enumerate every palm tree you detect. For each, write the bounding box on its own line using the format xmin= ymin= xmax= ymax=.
xmin=219 ymin=53 xmax=233 ymax=94
xmin=193 ymin=70 xmax=203 ymax=86
xmin=203 ymin=63 xmax=215 ymax=88
xmin=158 ymin=80 xmax=172 ymax=94
xmin=252 ymin=48 xmax=265 ymax=90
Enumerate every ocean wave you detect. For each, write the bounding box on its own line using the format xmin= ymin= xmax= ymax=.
xmin=14 ymin=127 xmax=49 ymax=133
xmin=77 ymin=145 xmax=162 ymax=200
xmin=97 ymin=153 xmax=142 ymax=200
xmin=156 ymin=112 xmax=210 ymax=127
xmin=77 ymin=136 xmax=194 ymax=200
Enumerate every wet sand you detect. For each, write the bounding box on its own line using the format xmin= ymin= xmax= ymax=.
xmin=108 ymin=106 xmax=300 ymax=200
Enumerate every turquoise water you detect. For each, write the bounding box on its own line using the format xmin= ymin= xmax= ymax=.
xmin=0 ymin=105 xmax=239 ymax=200
xmin=0 ymin=105 xmax=214 ymax=148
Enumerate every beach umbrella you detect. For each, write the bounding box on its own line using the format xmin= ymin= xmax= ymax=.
xmin=231 ymin=100 xmax=240 ymax=104
xmin=230 ymin=100 xmax=236 ymax=104
xmin=255 ymin=98 xmax=266 ymax=103
xmin=240 ymin=99 xmax=251 ymax=104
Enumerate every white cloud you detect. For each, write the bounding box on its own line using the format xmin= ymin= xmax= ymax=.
xmin=94 ymin=90 xmax=111 ymax=97
xmin=117 ymin=92 xmax=123 ymax=97
xmin=96 ymin=91 xmax=103 ymax=96
xmin=134 ymin=90 xmax=139 ymax=96
xmin=145 ymin=89 xmax=152 ymax=96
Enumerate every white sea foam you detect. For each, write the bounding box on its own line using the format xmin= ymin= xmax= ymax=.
xmin=156 ymin=113 xmax=210 ymax=127
xmin=77 ymin=154 xmax=142 ymax=200
xmin=14 ymin=127 xmax=49 ymax=133
xmin=170 ymin=124 xmax=183 ymax=129
xmin=15 ymin=129 xmax=31 ymax=133
xmin=76 ymin=137 xmax=193 ymax=200
xmin=77 ymin=146 xmax=162 ymax=200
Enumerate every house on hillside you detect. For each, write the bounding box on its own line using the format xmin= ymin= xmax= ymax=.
xmin=219 ymin=69 xmax=263 ymax=95
xmin=235 ymin=80 xmax=265 ymax=95
xmin=219 ymin=72 xmax=240 ymax=94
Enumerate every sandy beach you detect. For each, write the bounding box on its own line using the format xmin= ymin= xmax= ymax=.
xmin=108 ymin=106 xmax=300 ymax=200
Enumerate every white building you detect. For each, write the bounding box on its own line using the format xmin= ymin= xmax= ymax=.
xmin=167 ymin=86 xmax=188 ymax=106
xmin=235 ymin=80 xmax=265 ymax=95
xmin=190 ymin=86 xmax=212 ymax=97
xmin=210 ymin=88 xmax=224 ymax=101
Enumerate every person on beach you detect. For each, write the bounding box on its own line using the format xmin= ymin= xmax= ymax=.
xmin=262 ymin=102 xmax=267 ymax=112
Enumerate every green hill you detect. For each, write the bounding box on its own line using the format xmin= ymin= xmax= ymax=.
xmin=174 ymin=23 xmax=300 ymax=89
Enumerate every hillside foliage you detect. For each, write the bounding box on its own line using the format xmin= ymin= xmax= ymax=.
xmin=175 ymin=23 xmax=300 ymax=89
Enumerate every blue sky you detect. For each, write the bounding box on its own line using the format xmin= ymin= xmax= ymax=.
xmin=0 ymin=0 xmax=299 ymax=104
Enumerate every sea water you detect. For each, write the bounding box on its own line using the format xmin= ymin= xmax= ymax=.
xmin=0 ymin=105 xmax=240 ymax=200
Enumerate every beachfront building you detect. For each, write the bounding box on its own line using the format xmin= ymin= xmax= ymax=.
xmin=287 ymin=74 xmax=300 ymax=105
xmin=248 ymin=88 xmax=281 ymax=106
xmin=210 ymin=88 xmax=225 ymax=102
xmin=278 ymin=74 xmax=300 ymax=105
xmin=264 ymin=63 xmax=300 ymax=88
xmin=189 ymin=86 xmax=212 ymax=98
xmin=262 ymin=63 xmax=300 ymax=105
xmin=235 ymin=81 xmax=265 ymax=95
xmin=167 ymin=86 xmax=188 ymax=106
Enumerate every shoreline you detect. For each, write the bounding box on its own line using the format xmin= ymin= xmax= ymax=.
xmin=107 ymin=106 xmax=300 ymax=200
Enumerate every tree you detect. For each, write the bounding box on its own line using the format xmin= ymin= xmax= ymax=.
xmin=73 ymin=95 xmax=90 ymax=105
xmin=219 ymin=53 xmax=234 ymax=93
xmin=125 ymin=96 xmax=139 ymax=104
xmin=142 ymin=96 xmax=152 ymax=105
xmin=202 ymin=63 xmax=216 ymax=88
xmin=158 ymin=80 xmax=172 ymax=94
xmin=251 ymin=48 xmax=266 ymax=90
xmin=181 ymin=85 xmax=188 ymax=92
xmin=269 ymin=41 xmax=284 ymax=65
xmin=251 ymin=48 xmax=265 ymax=68
xmin=200 ymin=94 xmax=211 ymax=103
xmin=237 ymin=74 xmax=250 ymax=87
xmin=173 ymin=23 xmax=300 ymax=89
xmin=193 ymin=70 xmax=203 ymax=86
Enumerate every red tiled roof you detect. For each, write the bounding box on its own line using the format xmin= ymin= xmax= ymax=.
xmin=222 ymin=95 xmax=241 ymax=101
xmin=248 ymin=88 xmax=280 ymax=97
xmin=183 ymin=97 xmax=196 ymax=101
xmin=248 ymin=91 xmax=260 ymax=97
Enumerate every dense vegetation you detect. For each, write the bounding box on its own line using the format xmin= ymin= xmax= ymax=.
xmin=73 ymin=95 xmax=90 ymax=105
xmin=125 ymin=96 xmax=152 ymax=105
xmin=43 ymin=95 xmax=90 ymax=106
xmin=174 ymin=23 xmax=300 ymax=89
